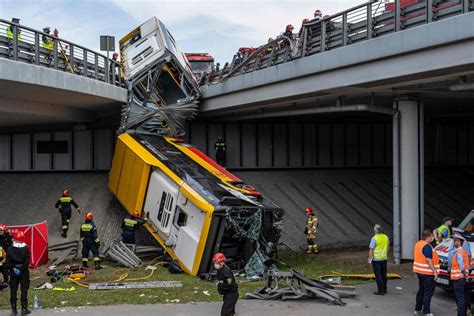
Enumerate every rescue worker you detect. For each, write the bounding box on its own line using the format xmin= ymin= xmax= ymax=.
xmin=110 ymin=52 xmax=119 ymax=83
xmin=0 ymin=224 xmax=13 ymax=289
xmin=449 ymin=234 xmax=470 ymax=316
xmin=121 ymin=211 xmax=147 ymax=244
xmin=413 ymin=229 xmax=439 ymax=316
xmin=368 ymin=224 xmax=389 ymax=295
xmin=6 ymin=18 xmax=21 ymax=41
xmin=214 ymin=253 xmax=238 ymax=316
xmin=215 ymin=135 xmax=226 ymax=167
xmin=80 ymin=213 xmax=101 ymax=270
xmin=266 ymin=37 xmax=274 ymax=55
xmin=311 ymin=9 xmax=323 ymax=23
xmin=54 ymin=189 xmax=80 ymax=238
xmin=434 ymin=215 xmax=454 ymax=244
xmin=41 ymin=27 xmax=54 ymax=51
xmin=283 ymin=24 xmax=295 ymax=41
xmin=299 ymin=18 xmax=310 ymax=38
xmin=305 ymin=207 xmax=319 ymax=254
xmin=6 ymin=231 xmax=31 ymax=315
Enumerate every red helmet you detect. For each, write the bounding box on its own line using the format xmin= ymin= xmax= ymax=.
xmin=302 ymin=18 xmax=310 ymax=24
xmin=0 ymin=224 xmax=7 ymax=231
xmin=305 ymin=207 xmax=314 ymax=215
xmin=14 ymin=231 xmax=25 ymax=243
xmin=314 ymin=9 xmax=322 ymax=18
xmin=63 ymin=189 xmax=69 ymax=197
xmin=286 ymin=24 xmax=294 ymax=32
xmin=133 ymin=211 xmax=140 ymax=218
xmin=85 ymin=212 xmax=93 ymax=221
xmin=213 ymin=253 xmax=226 ymax=264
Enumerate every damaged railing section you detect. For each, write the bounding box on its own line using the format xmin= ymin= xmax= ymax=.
xmin=246 ymin=262 xmax=357 ymax=305
xmin=203 ymin=0 xmax=474 ymax=84
xmin=118 ymin=56 xmax=200 ymax=137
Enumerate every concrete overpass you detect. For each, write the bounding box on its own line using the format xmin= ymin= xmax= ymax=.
xmin=0 ymin=19 xmax=127 ymax=132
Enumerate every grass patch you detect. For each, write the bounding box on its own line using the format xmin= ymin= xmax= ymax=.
xmin=0 ymin=247 xmax=412 ymax=309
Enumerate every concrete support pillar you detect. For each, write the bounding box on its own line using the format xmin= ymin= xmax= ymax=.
xmin=393 ymin=99 xmax=424 ymax=260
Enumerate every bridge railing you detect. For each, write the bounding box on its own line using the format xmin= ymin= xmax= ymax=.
xmin=0 ymin=19 xmax=122 ymax=87
xmin=203 ymin=0 xmax=473 ymax=85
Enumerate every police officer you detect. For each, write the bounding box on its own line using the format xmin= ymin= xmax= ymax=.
xmin=80 ymin=213 xmax=101 ymax=270
xmin=0 ymin=224 xmax=13 ymax=289
xmin=215 ymin=136 xmax=226 ymax=167
xmin=449 ymin=234 xmax=469 ymax=316
xmin=55 ymin=189 xmax=80 ymax=238
xmin=214 ymin=253 xmax=238 ymax=316
xmin=435 ymin=215 xmax=454 ymax=244
xmin=121 ymin=211 xmax=147 ymax=244
xmin=305 ymin=207 xmax=319 ymax=254
xmin=6 ymin=231 xmax=31 ymax=315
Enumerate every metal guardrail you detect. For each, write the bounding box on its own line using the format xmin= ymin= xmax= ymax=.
xmin=0 ymin=19 xmax=123 ymax=87
xmin=204 ymin=0 xmax=474 ymax=85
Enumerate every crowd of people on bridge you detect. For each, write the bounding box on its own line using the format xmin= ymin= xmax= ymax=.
xmin=231 ymin=8 xmax=330 ymax=68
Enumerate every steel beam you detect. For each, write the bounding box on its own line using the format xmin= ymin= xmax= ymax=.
xmin=207 ymin=104 xmax=393 ymax=121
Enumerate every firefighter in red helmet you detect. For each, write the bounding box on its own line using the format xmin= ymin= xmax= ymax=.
xmin=213 ymin=253 xmax=238 ymax=316
xmin=54 ymin=189 xmax=80 ymax=238
xmin=305 ymin=208 xmax=319 ymax=254
xmin=121 ymin=211 xmax=147 ymax=245
xmin=6 ymin=231 xmax=31 ymax=314
xmin=80 ymin=213 xmax=101 ymax=270
xmin=283 ymin=24 xmax=294 ymax=39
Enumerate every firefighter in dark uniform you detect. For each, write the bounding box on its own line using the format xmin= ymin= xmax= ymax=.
xmin=215 ymin=136 xmax=227 ymax=167
xmin=214 ymin=252 xmax=238 ymax=316
xmin=0 ymin=224 xmax=13 ymax=290
xmin=55 ymin=189 xmax=80 ymax=238
xmin=305 ymin=207 xmax=319 ymax=254
xmin=80 ymin=213 xmax=101 ymax=270
xmin=121 ymin=211 xmax=147 ymax=244
xmin=6 ymin=231 xmax=31 ymax=315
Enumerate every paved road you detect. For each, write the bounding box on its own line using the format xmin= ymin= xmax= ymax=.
xmin=0 ymin=277 xmax=455 ymax=316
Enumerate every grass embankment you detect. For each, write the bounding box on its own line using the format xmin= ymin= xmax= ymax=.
xmin=0 ymin=248 xmax=412 ymax=309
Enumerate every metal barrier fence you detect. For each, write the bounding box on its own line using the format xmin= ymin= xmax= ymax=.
xmin=0 ymin=19 xmax=122 ymax=86
xmin=204 ymin=0 xmax=474 ymax=84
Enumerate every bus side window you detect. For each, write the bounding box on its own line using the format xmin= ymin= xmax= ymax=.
xmin=157 ymin=191 xmax=167 ymax=221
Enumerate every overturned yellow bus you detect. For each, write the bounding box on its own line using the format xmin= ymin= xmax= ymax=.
xmin=108 ymin=133 xmax=284 ymax=276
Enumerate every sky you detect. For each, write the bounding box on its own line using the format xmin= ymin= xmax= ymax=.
xmin=1 ymin=0 xmax=363 ymax=63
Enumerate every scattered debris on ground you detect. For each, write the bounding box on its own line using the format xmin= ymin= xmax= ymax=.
xmin=245 ymin=259 xmax=356 ymax=305
xmin=104 ymin=241 xmax=143 ymax=268
xmin=48 ymin=241 xmax=80 ymax=265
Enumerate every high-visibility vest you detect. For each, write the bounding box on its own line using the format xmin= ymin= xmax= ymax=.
xmin=373 ymin=233 xmax=389 ymax=260
xmin=451 ymin=248 xmax=469 ymax=280
xmin=436 ymin=225 xmax=451 ymax=243
xmin=6 ymin=26 xmax=21 ymax=41
xmin=413 ymin=240 xmax=439 ymax=275
xmin=42 ymin=35 xmax=54 ymax=50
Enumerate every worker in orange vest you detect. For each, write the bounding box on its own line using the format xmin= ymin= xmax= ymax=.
xmin=413 ymin=229 xmax=439 ymax=316
xmin=449 ymin=234 xmax=470 ymax=316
